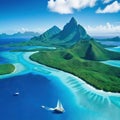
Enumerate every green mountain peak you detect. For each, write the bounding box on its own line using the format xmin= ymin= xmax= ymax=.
xmin=69 ymin=17 xmax=77 ymax=26
xmin=31 ymin=25 xmax=61 ymax=42
xmin=62 ymin=17 xmax=78 ymax=33
xmin=50 ymin=25 xmax=61 ymax=32
xmin=30 ymin=17 xmax=90 ymax=47
xmin=57 ymin=17 xmax=90 ymax=43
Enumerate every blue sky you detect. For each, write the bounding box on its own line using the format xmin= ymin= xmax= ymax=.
xmin=0 ymin=0 xmax=120 ymax=36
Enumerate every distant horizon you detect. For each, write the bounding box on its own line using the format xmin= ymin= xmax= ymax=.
xmin=0 ymin=29 xmax=120 ymax=38
xmin=0 ymin=17 xmax=120 ymax=38
xmin=0 ymin=0 xmax=120 ymax=37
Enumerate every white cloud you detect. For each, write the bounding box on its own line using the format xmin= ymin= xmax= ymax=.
xmin=48 ymin=0 xmax=72 ymax=14
xmin=21 ymin=27 xmax=29 ymax=32
xmin=16 ymin=27 xmax=43 ymax=33
xmin=86 ymin=22 xmax=120 ymax=36
xmin=15 ymin=28 xmax=29 ymax=33
xmin=103 ymin=0 xmax=112 ymax=4
xmin=48 ymin=0 xmax=97 ymax=14
xmin=96 ymin=1 xmax=120 ymax=13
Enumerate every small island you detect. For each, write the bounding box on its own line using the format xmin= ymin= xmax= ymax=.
xmin=0 ymin=64 xmax=15 ymax=75
xmin=29 ymin=18 xmax=120 ymax=92
xmin=30 ymin=43 xmax=120 ymax=92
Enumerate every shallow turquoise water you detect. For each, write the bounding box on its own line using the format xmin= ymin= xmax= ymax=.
xmin=102 ymin=46 xmax=120 ymax=68
xmin=106 ymin=46 xmax=120 ymax=52
xmin=101 ymin=60 xmax=120 ymax=68
xmin=0 ymin=46 xmax=120 ymax=120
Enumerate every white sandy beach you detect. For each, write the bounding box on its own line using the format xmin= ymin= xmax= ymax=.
xmin=24 ymin=52 xmax=120 ymax=119
xmin=25 ymin=52 xmax=120 ymax=96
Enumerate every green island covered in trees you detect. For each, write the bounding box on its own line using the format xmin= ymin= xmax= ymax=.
xmin=0 ymin=64 xmax=15 ymax=75
xmin=29 ymin=18 xmax=120 ymax=92
xmin=30 ymin=40 xmax=120 ymax=92
xmin=3 ymin=17 xmax=120 ymax=92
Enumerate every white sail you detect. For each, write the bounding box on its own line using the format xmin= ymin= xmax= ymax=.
xmin=41 ymin=99 xmax=65 ymax=113
xmin=56 ymin=100 xmax=64 ymax=111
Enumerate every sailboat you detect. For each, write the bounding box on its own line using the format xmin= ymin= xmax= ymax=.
xmin=53 ymin=100 xmax=64 ymax=113
xmin=41 ymin=100 xmax=65 ymax=113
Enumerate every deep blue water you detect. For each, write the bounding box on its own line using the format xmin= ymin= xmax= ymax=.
xmin=0 ymin=73 xmax=82 ymax=120
xmin=1 ymin=40 xmax=120 ymax=120
xmin=0 ymin=38 xmax=29 ymax=45
xmin=0 ymin=39 xmax=55 ymax=63
xmin=0 ymin=56 xmax=10 ymax=64
xmin=0 ymin=43 xmax=82 ymax=120
xmin=0 ymin=38 xmax=29 ymax=52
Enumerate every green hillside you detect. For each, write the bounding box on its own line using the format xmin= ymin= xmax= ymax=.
xmin=27 ymin=26 xmax=61 ymax=46
xmin=30 ymin=40 xmax=120 ymax=92
xmin=71 ymin=40 xmax=120 ymax=60
xmin=31 ymin=26 xmax=61 ymax=42
xmin=0 ymin=64 xmax=15 ymax=75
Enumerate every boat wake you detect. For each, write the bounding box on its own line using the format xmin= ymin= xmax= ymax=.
xmin=41 ymin=105 xmax=54 ymax=111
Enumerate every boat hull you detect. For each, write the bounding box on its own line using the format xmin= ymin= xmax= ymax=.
xmin=53 ymin=109 xmax=64 ymax=114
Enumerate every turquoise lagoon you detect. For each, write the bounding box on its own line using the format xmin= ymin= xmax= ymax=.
xmin=0 ymin=46 xmax=120 ymax=120
xmin=106 ymin=46 xmax=120 ymax=53
xmin=102 ymin=46 xmax=120 ymax=68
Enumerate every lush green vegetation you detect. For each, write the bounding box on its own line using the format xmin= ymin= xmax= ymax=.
xmin=0 ymin=64 xmax=15 ymax=75
xmin=30 ymin=40 xmax=120 ymax=92
xmin=29 ymin=17 xmax=90 ymax=48
xmin=7 ymin=26 xmax=61 ymax=48
xmin=71 ymin=40 xmax=120 ymax=60
xmin=3 ymin=17 xmax=120 ymax=92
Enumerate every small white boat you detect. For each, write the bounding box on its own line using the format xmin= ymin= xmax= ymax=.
xmin=53 ymin=100 xmax=64 ymax=113
xmin=41 ymin=100 xmax=65 ymax=113
xmin=13 ymin=92 xmax=19 ymax=96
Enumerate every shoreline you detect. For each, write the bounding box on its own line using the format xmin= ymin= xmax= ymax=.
xmin=1 ymin=51 xmax=120 ymax=117
xmin=26 ymin=52 xmax=120 ymax=117
xmin=27 ymin=52 xmax=120 ymax=96
xmin=0 ymin=63 xmax=27 ymax=79
xmin=101 ymin=60 xmax=120 ymax=68
xmin=1 ymin=51 xmax=120 ymax=96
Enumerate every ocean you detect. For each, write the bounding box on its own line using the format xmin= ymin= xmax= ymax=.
xmin=0 ymin=38 xmax=29 ymax=45
xmin=0 ymin=39 xmax=83 ymax=120
xmin=0 ymin=39 xmax=120 ymax=120
xmin=0 ymin=73 xmax=82 ymax=120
